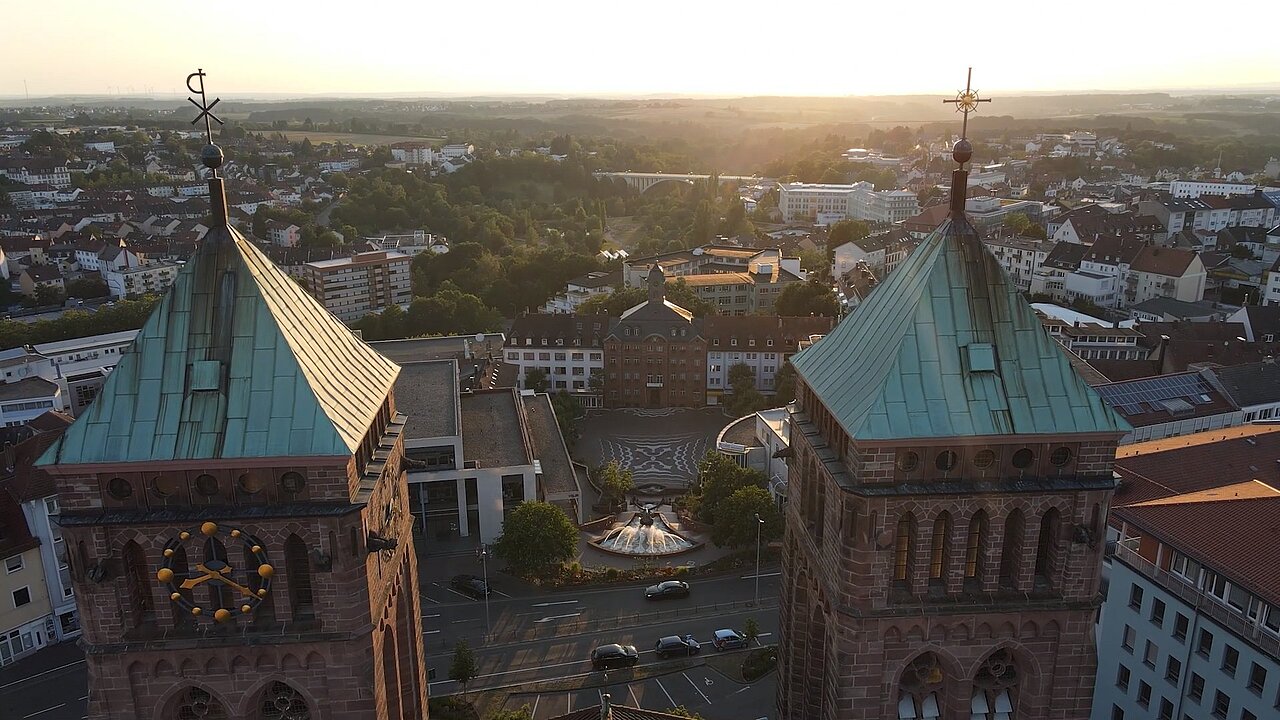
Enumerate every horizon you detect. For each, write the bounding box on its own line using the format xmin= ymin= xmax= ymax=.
xmin=4 ymin=0 xmax=1279 ymax=99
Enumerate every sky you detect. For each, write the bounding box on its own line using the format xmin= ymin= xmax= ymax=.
xmin=4 ymin=0 xmax=1279 ymax=98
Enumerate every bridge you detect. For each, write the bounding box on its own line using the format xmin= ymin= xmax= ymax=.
xmin=594 ymin=171 xmax=765 ymax=194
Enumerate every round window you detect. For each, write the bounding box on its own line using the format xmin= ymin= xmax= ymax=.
xmin=935 ymin=451 xmax=959 ymax=472
xmin=151 ymin=475 xmax=180 ymax=497
xmin=280 ymin=471 xmax=306 ymax=494
xmin=1012 ymin=448 xmax=1036 ymax=469
xmin=107 ymin=477 xmax=133 ymax=500
xmin=194 ymin=473 xmax=220 ymax=496
xmin=896 ymin=451 xmax=920 ymax=473
xmin=973 ymin=449 xmax=996 ymax=469
xmin=237 ymin=473 xmax=263 ymax=495
xmin=1049 ymin=447 xmax=1073 ymax=467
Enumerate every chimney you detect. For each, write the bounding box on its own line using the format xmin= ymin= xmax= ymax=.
xmin=601 ymin=693 xmax=612 ymax=720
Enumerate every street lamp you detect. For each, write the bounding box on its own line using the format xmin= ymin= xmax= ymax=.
xmin=753 ymin=513 xmax=764 ymax=606
xmin=477 ymin=543 xmax=491 ymax=640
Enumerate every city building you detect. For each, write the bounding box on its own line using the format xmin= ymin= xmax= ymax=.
xmin=1095 ymin=425 xmax=1280 ymax=720
xmin=604 ymin=268 xmax=706 ymax=408
xmin=395 ymin=360 xmax=583 ymax=546
xmin=102 ymin=260 xmax=181 ymax=299
xmin=504 ymin=313 xmax=609 ymax=406
xmin=34 ymin=154 xmax=428 ymax=717
xmin=779 ymin=151 xmax=1129 ymax=719
xmin=265 ymin=220 xmax=302 ymax=247
xmin=831 ymin=228 xmax=918 ymax=279
xmin=716 ymin=407 xmax=792 ymax=507
xmin=389 ymin=142 xmax=436 ymax=166
xmin=2 ymin=412 xmax=81 ymax=644
xmin=18 ymin=265 xmax=64 ymax=297
xmin=1094 ymin=372 xmax=1242 ymax=444
xmin=0 ymin=485 xmax=54 ymax=666
xmin=701 ymin=315 xmax=831 ymax=403
xmin=303 ymin=250 xmax=413 ymax=322
xmin=984 ymin=236 xmax=1055 ymax=292
xmin=540 ymin=270 xmax=620 ymax=314
xmin=779 ymin=182 xmax=919 ymax=224
xmin=963 ymin=196 xmax=1045 ymax=233
xmin=1170 ymin=179 xmax=1257 ymax=199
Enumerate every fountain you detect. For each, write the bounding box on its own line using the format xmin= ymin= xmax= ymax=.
xmin=592 ymin=502 xmax=701 ymax=557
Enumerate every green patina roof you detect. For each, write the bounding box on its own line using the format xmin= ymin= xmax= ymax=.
xmin=37 ymin=219 xmax=400 ymax=466
xmin=791 ymin=216 xmax=1130 ymax=442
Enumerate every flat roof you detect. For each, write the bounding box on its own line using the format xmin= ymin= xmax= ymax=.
xmin=521 ymin=393 xmax=580 ymax=498
xmin=370 ymin=333 xmax=505 ymax=365
xmin=32 ymin=329 xmax=139 ymax=356
xmin=393 ymin=360 xmax=459 ymax=440
xmin=460 ymin=389 xmax=530 ymax=469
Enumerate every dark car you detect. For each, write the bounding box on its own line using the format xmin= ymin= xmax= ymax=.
xmin=590 ymin=643 xmax=639 ymax=670
xmin=712 ymin=628 xmax=747 ymax=651
xmin=450 ymin=574 xmax=490 ymax=598
xmin=644 ymin=580 xmax=690 ymax=600
xmin=654 ymin=635 xmax=701 ymax=659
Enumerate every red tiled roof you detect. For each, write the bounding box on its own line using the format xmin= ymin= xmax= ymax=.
xmin=1130 ymin=245 xmax=1197 ymax=277
xmin=0 ymin=480 xmax=38 ymax=559
xmin=1112 ymin=425 xmax=1280 ymax=507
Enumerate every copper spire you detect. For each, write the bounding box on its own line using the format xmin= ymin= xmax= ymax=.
xmin=943 ymin=68 xmax=992 ymax=217
xmin=187 ymin=68 xmax=228 ymax=226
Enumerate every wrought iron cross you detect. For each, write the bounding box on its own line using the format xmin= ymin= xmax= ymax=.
xmin=943 ymin=67 xmax=991 ymax=140
xmin=186 ymin=69 xmax=224 ymax=145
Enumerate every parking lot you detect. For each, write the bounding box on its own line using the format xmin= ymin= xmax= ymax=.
xmin=503 ymin=665 xmax=773 ymax=720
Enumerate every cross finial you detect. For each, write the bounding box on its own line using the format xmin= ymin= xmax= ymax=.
xmin=942 ymin=67 xmax=991 ymax=168
xmin=186 ymin=68 xmax=225 ymax=176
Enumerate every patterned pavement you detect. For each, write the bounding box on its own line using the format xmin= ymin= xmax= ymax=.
xmin=577 ymin=408 xmax=730 ymax=489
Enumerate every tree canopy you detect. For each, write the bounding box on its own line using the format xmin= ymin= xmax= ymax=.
xmin=773 ymin=279 xmax=839 ymax=318
xmin=710 ymin=485 xmax=783 ymax=549
xmin=685 ymin=451 xmax=768 ymax=524
xmin=577 ymin=280 xmax=713 ymax=317
xmin=493 ymin=501 xmax=579 ymax=576
xmin=596 ymin=461 xmax=634 ymax=510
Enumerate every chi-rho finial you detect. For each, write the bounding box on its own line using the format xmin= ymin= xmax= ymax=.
xmin=186 ymin=69 xmax=225 ymax=175
xmin=942 ymin=67 xmax=991 ymax=167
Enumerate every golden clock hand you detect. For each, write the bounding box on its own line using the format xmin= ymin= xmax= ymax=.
xmin=179 ymin=563 xmax=218 ymax=590
xmin=207 ymin=567 xmax=260 ymax=599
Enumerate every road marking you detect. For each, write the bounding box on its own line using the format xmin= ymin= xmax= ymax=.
xmin=654 ymin=678 xmax=676 ymax=708
xmin=739 ymin=571 xmax=781 ymax=579
xmin=77 ymin=697 xmax=88 ymax=701
xmin=445 ymin=589 xmax=476 ymax=600
xmin=534 ymin=613 xmax=581 ymax=623
xmin=531 ymin=600 xmax=578 ymax=607
xmin=451 ymin=618 xmax=478 ymax=624
xmin=0 ymin=659 xmax=86 ymax=691
xmin=423 ymin=614 xmax=441 ymax=618
xmin=23 ymin=704 xmax=66 ymax=718
xmin=566 ymin=691 xmax=572 ymax=712
xmin=531 ymin=694 xmax=539 ymax=719
xmin=423 ymin=630 xmax=440 ymax=635
xmin=494 ymin=590 xmax=513 ymax=598
xmin=685 ymin=672 xmax=711 ymax=705
xmin=629 ymin=684 xmax=640 ymax=706
xmin=422 ymin=596 xmax=441 ymax=605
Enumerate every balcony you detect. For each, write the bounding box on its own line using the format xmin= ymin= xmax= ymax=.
xmin=1113 ymin=541 xmax=1280 ymax=658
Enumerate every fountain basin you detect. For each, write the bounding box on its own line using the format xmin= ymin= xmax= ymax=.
xmin=591 ymin=511 xmax=702 ymax=557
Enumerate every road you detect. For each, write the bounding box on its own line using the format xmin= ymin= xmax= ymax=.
xmin=0 ymin=570 xmax=780 ymax=720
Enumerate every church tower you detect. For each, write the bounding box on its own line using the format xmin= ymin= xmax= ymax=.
xmin=777 ymin=77 xmax=1129 ymax=720
xmin=36 ymin=71 xmax=428 ymax=720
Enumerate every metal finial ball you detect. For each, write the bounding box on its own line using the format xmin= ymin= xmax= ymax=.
xmin=201 ymin=144 xmax=224 ymax=170
xmin=953 ymin=139 xmax=973 ymax=165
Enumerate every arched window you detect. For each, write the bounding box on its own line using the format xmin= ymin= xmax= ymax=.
xmin=964 ymin=511 xmax=989 ymax=583
xmin=929 ymin=512 xmax=952 ymax=583
xmin=1034 ymin=508 xmax=1061 ymax=588
xmin=285 ymin=534 xmax=315 ymax=622
xmin=175 ymin=686 xmax=228 ymax=720
xmin=999 ymin=510 xmax=1025 ymax=590
xmin=261 ymin=680 xmax=311 ymax=719
xmin=170 ymin=546 xmax=193 ymax=629
xmin=898 ymin=652 xmax=945 ymax=720
xmin=121 ymin=541 xmax=152 ymax=629
xmin=243 ymin=535 xmax=275 ymax=625
xmin=894 ymin=514 xmax=917 ymax=587
xmin=971 ymin=649 xmax=1018 ymax=720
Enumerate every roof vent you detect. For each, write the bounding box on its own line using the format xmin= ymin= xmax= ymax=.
xmin=966 ymin=343 xmax=997 ymax=373
xmin=190 ymin=360 xmax=221 ymax=391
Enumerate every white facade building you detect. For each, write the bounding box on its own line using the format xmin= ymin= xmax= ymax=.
xmin=1170 ymin=179 xmax=1257 ymax=198
xmin=102 ymin=262 xmax=181 ymax=300
xmin=779 ymin=182 xmax=918 ymax=224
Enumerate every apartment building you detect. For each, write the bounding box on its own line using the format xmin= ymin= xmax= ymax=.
xmin=984 ymin=236 xmax=1055 ymax=292
xmin=303 ymin=250 xmax=412 ymax=322
xmin=1095 ymin=426 xmax=1280 ymax=720
xmin=831 ymin=228 xmax=918 ymax=279
xmin=503 ymin=313 xmax=609 ymax=406
xmin=102 ymin=261 xmax=180 ymax=299
xmin=624 ymin=247 xmax=806 ymax=315
xmin=701 ymin=315 xmax=832 ymax=403
xmin=1170 ymin=179 xmax=1257 ymax=199
xmin=778 ymin=181 xmax=919 ymax=224
xmin=540 ymin=270 xmax=619 ymax=314
xmin=0 ymin=488 xmax=53 ymax=665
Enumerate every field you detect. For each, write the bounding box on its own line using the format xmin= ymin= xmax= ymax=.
xmin=277 ymin=131 xmax=445 ymax=146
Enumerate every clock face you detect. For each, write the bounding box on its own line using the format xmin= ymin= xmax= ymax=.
xmin=156 ymin=521 xmax=273 ymax=623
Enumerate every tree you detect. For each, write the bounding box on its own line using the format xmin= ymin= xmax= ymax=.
xmin=710 ymin=485 xmax=783 ymax=549
xmin=64 ymin=277 xmax=110 ymax=299
xmin=744 ymin=617 xmax=761 ymax=646
xmin=773 ymin=361 xmax=798 ymax=405
xmin=774 ymin=279 xmax=838 ymax=318
xmin=449 ymin=640 xmax=478 ymax=700
xmin=596 ymin=461 xmax=634 ymax=510
xmin=33 ymin=285 xmax=65 ymax=307
xmin=1003 ymin=212 xmax=1032 ymax=235
xmin=727 ymin=363 xmax=766 ymax=416
xmin=687 ymin=451 xmax=767 ymax=523
xmin=551 ymin=390 xmax=583 ymax=449
xmin=663 ymin=708 xmax=705 ymax=720
xmin=487 ymin=708 xmax=534 ymax=720
xmin=524 ymin=368 xmax=549 ymax=393
xmin=492 ymin=501 xmax=579 ymax=576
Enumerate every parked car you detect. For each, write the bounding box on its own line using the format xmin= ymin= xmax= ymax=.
xmin=450 ymin=574 xmax=490 ymax=598
xmin=654 ymin=635 xmax=701 ymax=659
xmin=644 ymin=580 xmax=690 ymax=600
xmin=712 ymin=628 xmax=748 ymax=651
xmin=590 ymin=643 xmax=639 ymax=670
